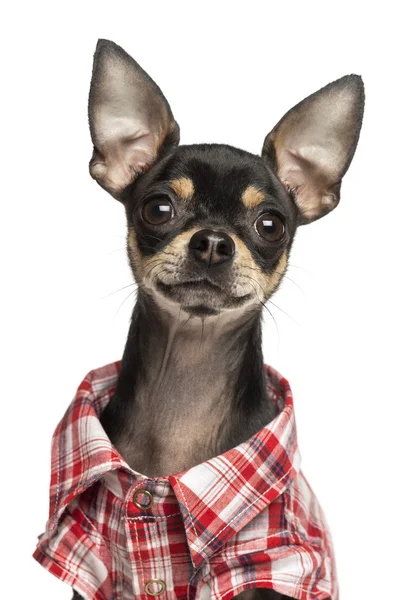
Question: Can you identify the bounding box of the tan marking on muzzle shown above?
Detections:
[129,227,202,285]
[264,250,288,295]
[127,227,145,279]
[241,185,265,209]
[154,227,201,258]
[129,224,288,301]
[170,177,195,201]
[230,233,288,299]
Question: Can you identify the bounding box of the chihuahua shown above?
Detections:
[59,39,364,600]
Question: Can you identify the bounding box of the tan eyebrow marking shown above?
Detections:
[170,177,195,201]
[241,185,266,209]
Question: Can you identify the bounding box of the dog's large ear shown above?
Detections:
[88,39,179,199]
[262,75,364,224]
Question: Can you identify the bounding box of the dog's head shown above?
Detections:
[88,39,364,318]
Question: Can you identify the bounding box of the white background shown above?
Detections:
[1,1,403,598]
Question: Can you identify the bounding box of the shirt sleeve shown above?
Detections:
[33,504,113,600]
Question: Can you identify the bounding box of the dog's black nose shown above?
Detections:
[189,229,235,267]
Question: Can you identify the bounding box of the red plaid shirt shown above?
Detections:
[33,361,338,600]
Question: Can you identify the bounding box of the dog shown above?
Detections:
[34,40,364,600]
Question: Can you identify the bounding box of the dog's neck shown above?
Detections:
[100,291,277,477]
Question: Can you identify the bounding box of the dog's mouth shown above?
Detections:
[158,278,223,292]
[155,277,253,315]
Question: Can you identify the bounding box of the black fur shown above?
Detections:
[100,144,299,458]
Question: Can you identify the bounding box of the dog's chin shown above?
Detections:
[154,279,253,316]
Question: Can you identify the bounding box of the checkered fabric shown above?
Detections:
[33,361,338,600]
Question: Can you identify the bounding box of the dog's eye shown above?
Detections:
[255,213,285,242]
[142,196,174,225]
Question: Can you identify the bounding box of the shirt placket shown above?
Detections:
[124,477,189,600]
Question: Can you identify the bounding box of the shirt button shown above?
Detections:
[133,488,153,510]
[145,579,166,596]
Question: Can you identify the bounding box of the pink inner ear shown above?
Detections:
[263,75,364,224]
[88,40,179,198]
[90,104,176,196]
[90,126,159,195]
[276,146,340,223]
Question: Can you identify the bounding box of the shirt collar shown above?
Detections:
[46,360,301,567]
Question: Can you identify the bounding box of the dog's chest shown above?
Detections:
[112,386,233,477]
